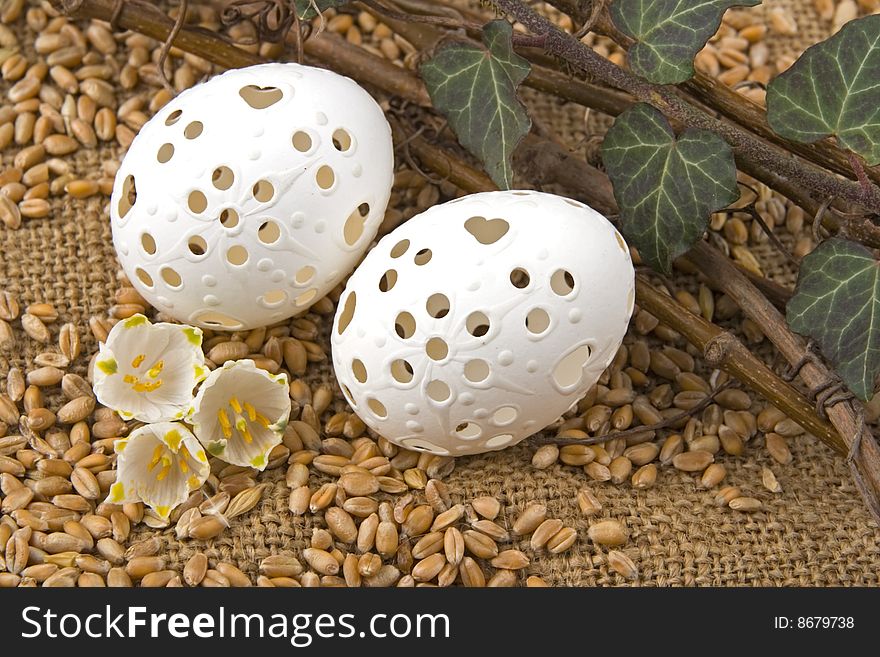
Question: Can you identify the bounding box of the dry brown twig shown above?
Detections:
[532,380,736,447]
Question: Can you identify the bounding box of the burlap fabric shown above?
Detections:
[1,0,878,586]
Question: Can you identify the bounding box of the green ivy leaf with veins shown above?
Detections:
[786,238,880,400]
[419,20,531,189]
[602,103,739,274]
[767,14,880,165]
[610,0,760,84]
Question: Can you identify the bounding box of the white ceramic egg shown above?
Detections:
[331,190,635,456]
[110,63,394,331]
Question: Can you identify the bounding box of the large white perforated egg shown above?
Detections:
[332,190,635,456]
[110,63,394,331]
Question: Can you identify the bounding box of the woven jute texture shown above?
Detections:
[1,0,878,586]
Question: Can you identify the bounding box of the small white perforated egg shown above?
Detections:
[110,63,394,330]
[332,190,635,456]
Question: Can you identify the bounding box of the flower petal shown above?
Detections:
[92,315,206,423]
[188,359,289,470]
[107,422,209,519]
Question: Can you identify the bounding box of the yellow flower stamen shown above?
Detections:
[244,402,257,422]
[177,448,191,474]
[131,354,146,368]
[156,455,172,481]
[147,360,164,378]
[235,416,253,443]
[255,412,271,429]
[124,371,163,393]
[148,444,164,471]
[229,397,243,414]
[188,475,200,489]
[132,380,162,392]
[217,408,233,439]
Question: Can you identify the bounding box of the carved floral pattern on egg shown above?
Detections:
[332,190,635,456]
[110,63,394,330]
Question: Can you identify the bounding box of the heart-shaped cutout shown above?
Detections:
[552,344,592,390]
[239,85,283,109]
[464,216,510,245]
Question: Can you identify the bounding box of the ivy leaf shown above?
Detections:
[786,238,880,400]
[610,0,760,84]
[602,103,739,274]
[767,14,880,165]
[419,20,531,189]
[294,0,348,20]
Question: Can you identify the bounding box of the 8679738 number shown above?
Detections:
[774,617,854,629]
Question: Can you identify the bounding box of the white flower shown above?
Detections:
[187,359,290,470]
[107,422,209,520]
[92,314,208,422]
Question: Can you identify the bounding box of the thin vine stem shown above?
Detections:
[532,381,736,447]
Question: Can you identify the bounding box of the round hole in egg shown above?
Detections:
[332,128,353,151]
[140,232,156,255]
[425,337,448,361]
[351,358,368,383]
[187,235,207,256]
[226,245,249,266]
[188,190,207,214]
[135,268,153,288]
[551,269,576,296]
[316,166,335,190]
[466,311,490,337]
[390,239,409,258]
[414,248,432,265]
[160,266,182,288]
[219,208,239,228]
[378,269,397,292]
[184,121,203,139]
[455,422,481,440]
[391,359,414,384]
[526,308,551,335]
[510,267,530,289]
[464,359,490,383]
[426,380,450,403]
[394,311,416,339]
[485,434,515,449]
[426,293,450,318]
[367,398,387,418]
[292,130,312,152]
[493,406,517,426]
[212,166,234,190]
[258,220,281,244]
[253,180,274,202]
[295,266,315,285]
[157,143,174,163]
[262,289,287,306]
